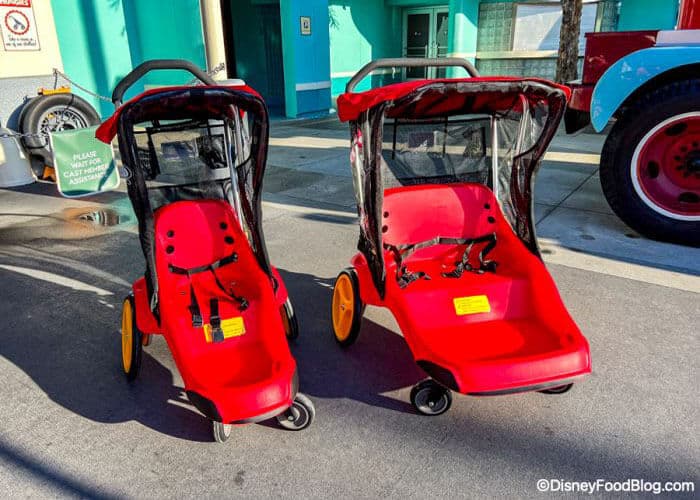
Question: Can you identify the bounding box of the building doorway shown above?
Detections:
[221,0,285,115]
[403,6,450,79]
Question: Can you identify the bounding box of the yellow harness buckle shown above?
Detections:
[204,317,246,342]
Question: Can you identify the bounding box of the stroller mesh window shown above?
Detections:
[381,116,491,189]
[131,118,244,212]
[135,120,230,184]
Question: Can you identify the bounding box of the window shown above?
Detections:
[512,1,599,53]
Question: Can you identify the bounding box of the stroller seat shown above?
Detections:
[152,200,295,418]
[381,183,590,394]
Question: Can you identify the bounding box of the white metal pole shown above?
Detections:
[200,0,227,79]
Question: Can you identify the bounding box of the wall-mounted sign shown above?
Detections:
[0,0,40,51]
[51,126,120,198]
[300,16,311,36]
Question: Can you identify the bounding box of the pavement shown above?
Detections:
[0,118,698,498]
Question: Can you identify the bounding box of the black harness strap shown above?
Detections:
[209,298,224,343]
[168,252,239,275]
[189,285,202,327]
[384,233,498,288]
[441,233,498,278]
[209,266,249,311]
[169,252,249,312]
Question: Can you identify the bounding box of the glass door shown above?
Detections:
[403,6,450,79]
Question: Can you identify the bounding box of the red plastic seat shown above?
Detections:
[152,200,295,421]
[378,183,590,394]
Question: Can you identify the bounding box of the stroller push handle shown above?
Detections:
[345,58,480,93]
[112,59,217,106]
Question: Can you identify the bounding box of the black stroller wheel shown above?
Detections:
[276,393,315,430]
[538,383,573,395]
[212,421,232,443]
[281,299,299,340]
[410,380,452,416]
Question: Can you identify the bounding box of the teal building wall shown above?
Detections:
[122,0,206,87]
[329,1,402,95]
[281,0,331,118]
[50,0,683,119]
[618,0,679,31]
[50,0,133,117]
[51,0,206,118]
[328,0,480,94]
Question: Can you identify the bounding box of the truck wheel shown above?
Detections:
[600,80,700,247]
[19,93,101,167]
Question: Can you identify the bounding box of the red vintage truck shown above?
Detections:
[566,0,699,247]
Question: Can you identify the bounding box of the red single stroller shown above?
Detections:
[97,60,314,441]
[331,58,591,415]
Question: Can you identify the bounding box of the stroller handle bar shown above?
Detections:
[345,58,480,93]
[112,59,217,106]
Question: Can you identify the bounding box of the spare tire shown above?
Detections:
[19,93,101,166]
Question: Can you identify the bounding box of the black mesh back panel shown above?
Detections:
[348,81,566,298]
[116,88,272,312]
[381,117,491,188]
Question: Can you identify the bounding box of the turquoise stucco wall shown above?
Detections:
[448,0,479,77]
[281,0,331,117]
[618,0,679,31]
[52,0,206,118]
[51,0,133,117]
[328,1,481,94]
[122,0,206,88]
[329,0,403,96]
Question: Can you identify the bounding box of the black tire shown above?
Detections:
[276,393,315,431]
[331,268,364,348]
[281,298,299,340]
[121,295,143,382]
[538,383,573,395]
[19,93,101,166]
[212,421,232,443]
[600,80,700,247]
[410,380,453,416]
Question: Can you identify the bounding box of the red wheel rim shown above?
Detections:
[632,113,700,220]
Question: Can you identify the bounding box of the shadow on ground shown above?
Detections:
[0,233,696,489]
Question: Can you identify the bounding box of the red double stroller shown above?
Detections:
[331,59,591,415]
[98,60,314,441]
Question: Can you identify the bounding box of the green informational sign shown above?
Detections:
[51,125,120,198]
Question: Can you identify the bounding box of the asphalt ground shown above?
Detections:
[0,121,697,498]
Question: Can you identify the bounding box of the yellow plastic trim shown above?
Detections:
[39,86,71,96]
[121,299,133,373]
[332,273,355,341]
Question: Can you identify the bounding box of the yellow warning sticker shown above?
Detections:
[203,317,246,342]
[453,295,491,316]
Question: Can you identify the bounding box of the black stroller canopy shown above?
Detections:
[98,86,273,312]
[338,78,569,297]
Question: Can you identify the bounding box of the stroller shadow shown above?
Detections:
[0,233,213,442]
[277,268,425,414]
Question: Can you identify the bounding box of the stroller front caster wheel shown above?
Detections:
[411,380,452,416]
[538,383,573,395]
[332,268,363,347]
[121,295,143,382]
[281,299,299,340]
[212,421,232,443]
[276,393,315,431]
